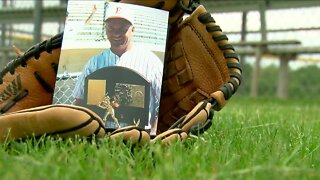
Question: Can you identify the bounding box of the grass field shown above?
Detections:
[0,96,319,179]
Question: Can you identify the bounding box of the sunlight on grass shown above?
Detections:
[0,96,319,179]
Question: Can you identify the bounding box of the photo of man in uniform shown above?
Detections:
[72,4,164,132]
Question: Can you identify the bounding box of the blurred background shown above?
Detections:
[1,0,320,101]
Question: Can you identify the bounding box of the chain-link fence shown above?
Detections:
[53,73,79,104]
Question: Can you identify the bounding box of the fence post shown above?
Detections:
[1,0,8,68]
[250,45,263,97]
[33,0,43,44]
[277,54,295,98]
[250,2,267,97]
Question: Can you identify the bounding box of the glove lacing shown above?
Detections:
[0,33,63,113]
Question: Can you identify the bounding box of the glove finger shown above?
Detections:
[151,128,188,144]
[179,101,212,133]
[109,125,150,145]
[0,104,106,142]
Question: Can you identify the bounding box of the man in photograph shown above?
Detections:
[72,4,164,132]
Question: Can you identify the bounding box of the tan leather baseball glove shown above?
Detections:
[0,0,241,143]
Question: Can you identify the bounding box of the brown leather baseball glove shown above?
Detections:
[0,0,241,143]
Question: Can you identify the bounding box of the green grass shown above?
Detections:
[1,96,319,179]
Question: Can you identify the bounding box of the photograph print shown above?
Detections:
[53,0,169,135]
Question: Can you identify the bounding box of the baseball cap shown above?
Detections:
[105,4,134,25]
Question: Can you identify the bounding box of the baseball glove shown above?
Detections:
[0,0,241,143]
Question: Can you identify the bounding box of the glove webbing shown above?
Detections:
[178,0,200,14]
[198,12,242,101]
[163,4,242,134]
[0,33,63,114]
